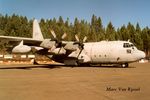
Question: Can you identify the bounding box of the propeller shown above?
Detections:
[68,35,88,59]
[61,32,67,40]
[83,36,87,43]
[75,35,87,43]
[40,30,67,53]
[48,30,67,54]
[50,30,67,40]
[50,30,57,39]
[74,35,87,49]
[75,34,80,42]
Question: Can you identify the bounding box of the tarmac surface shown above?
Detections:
[0,62,150,100]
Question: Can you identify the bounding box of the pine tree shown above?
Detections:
[142,27,150,55]
[105,22,116,40]
[118,25,129,40]
[135,23,143,50]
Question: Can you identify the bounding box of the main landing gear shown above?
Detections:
[121,63,129,68]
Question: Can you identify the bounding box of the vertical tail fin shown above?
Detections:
[33,19,44,41]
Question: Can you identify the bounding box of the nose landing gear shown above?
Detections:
[121,63,129,68]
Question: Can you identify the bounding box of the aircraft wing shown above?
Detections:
[0,35,42,46]
[0,19,44,46]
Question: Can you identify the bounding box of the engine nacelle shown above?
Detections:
[64,43,78,51]
[48,47,66,55]
[12,45,31,53]
[40,39,56,49]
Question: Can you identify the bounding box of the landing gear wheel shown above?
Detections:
[121,63,128,68]
[31,59,39,65]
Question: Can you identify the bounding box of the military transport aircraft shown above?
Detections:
[0,19,145,68]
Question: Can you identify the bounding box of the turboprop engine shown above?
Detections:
[12,40,31,53]
[40,30,67,54]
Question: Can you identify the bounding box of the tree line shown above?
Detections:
[0,14,150,56]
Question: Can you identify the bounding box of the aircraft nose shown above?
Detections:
[139,51,146,59]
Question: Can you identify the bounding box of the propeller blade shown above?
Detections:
[83,36,87,42]
[61,33,67,39]
[48,45,56,52]
[75,35,80,42]
[50,30,57,39]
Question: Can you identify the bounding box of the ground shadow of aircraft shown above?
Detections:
[0,63,135,70]
[0,64,61,70]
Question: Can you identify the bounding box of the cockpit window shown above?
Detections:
[123,43,130,48]
[130,44,134,47]
[123,43,134,48]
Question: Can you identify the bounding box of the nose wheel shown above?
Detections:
[121,63,128,68]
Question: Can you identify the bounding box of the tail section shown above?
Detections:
[33,19,44,41]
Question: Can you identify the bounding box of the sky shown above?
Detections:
[0,0,150,28]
